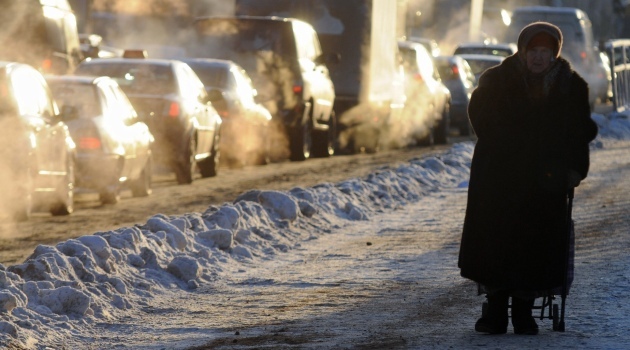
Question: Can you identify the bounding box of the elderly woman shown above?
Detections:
[458,22,598,335]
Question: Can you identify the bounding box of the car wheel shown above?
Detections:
[12,167,34,222]
[198,129,220,177]
[433,104,450,145]
[99,185,121,205]
[130,155,152,197]
[459,119,473,137]
[415,129,434,147]
[50,156,74,216]
[250,129,270,166]
[289,103,312,161]
[311,111,336,158]
[175,135,196,184]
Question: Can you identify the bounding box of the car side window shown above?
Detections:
[293,21,321,66]
[232,67,255,105]
[11,67,54,119]
[178,63,208,103]
[100,84,120,121]
[110,84,137,124]
[102,81,137,125]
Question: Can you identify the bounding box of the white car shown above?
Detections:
[398,40,452,145]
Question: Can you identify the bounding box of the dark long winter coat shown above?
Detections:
[458,54,598,292]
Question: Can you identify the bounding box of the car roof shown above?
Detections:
[408,37,437,45]
[79,57,176,67]
[435,55,466,63]
[46,74,102,85]
[398,40,425,48]
[455,54,506,62]
[455,42,517,50]
[0,61,34,72]
[180,58,234,68]
[512,6,586,17]
[194,15,297,24]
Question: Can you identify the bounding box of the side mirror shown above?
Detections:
[60,105,79,122]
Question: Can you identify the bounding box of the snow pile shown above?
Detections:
[0,111,628,348]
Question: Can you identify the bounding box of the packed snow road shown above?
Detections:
[182,141,630,349]
[40,139,629,350]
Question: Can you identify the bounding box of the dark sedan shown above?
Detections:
[0,61,75,221]
[434,55,477,136]
[74,57,223,184]
[456,54,505,83]
[47,75,154,204]
[181,58,273,167]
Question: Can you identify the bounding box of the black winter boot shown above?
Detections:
[511,297,538,335]
[475,291,509,334]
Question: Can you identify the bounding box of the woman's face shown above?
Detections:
[526,46,554,74]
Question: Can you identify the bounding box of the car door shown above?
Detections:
[108,81,153,174]
[177,63,217,158]
[11,66,69,190]
[294,21,335,124]
[98,80,140,180]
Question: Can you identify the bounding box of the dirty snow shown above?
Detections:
[0,110,628,349]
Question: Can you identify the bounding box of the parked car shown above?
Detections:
[46,75,154,204]
[597,50,613,103]
[191,16,338,161]
[408,37,442,57]
[74,57,223,184]
[453,42,517,58]
[0,0,82,75]
[181,58,273,167]
[398,40,451,145]
[0,61,75,221]
[79,33,123,59]
[455,54,505,83]
[434,55,477,136]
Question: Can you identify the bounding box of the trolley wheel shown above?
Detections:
[552,303,560,331]
[481,301,488,318]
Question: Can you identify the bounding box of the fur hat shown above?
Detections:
[517,21,563,58]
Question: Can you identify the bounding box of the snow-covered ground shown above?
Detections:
[0,110,629,349]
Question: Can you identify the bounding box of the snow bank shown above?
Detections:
[0,111,627,348]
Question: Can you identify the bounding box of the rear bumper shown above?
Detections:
[75,153,123,190]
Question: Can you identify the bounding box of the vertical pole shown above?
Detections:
[469,0,484,42]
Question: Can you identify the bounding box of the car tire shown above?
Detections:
[130,156,152,197]
[250,130,270,166]
[289,103,312,162]
[175,135,197,184]
[311,111,336,158]
[50,156,74,216]
[433,104,450,145]
[415,130,434,147]
[99,185,121,205]
[198,129,220,178]
[459,119,473,137]
[12,167,34,222]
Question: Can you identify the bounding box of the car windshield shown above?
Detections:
[186,64,228,89]
[192,18,296,74]
[75,62,177,95]
[49,83,101,118]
